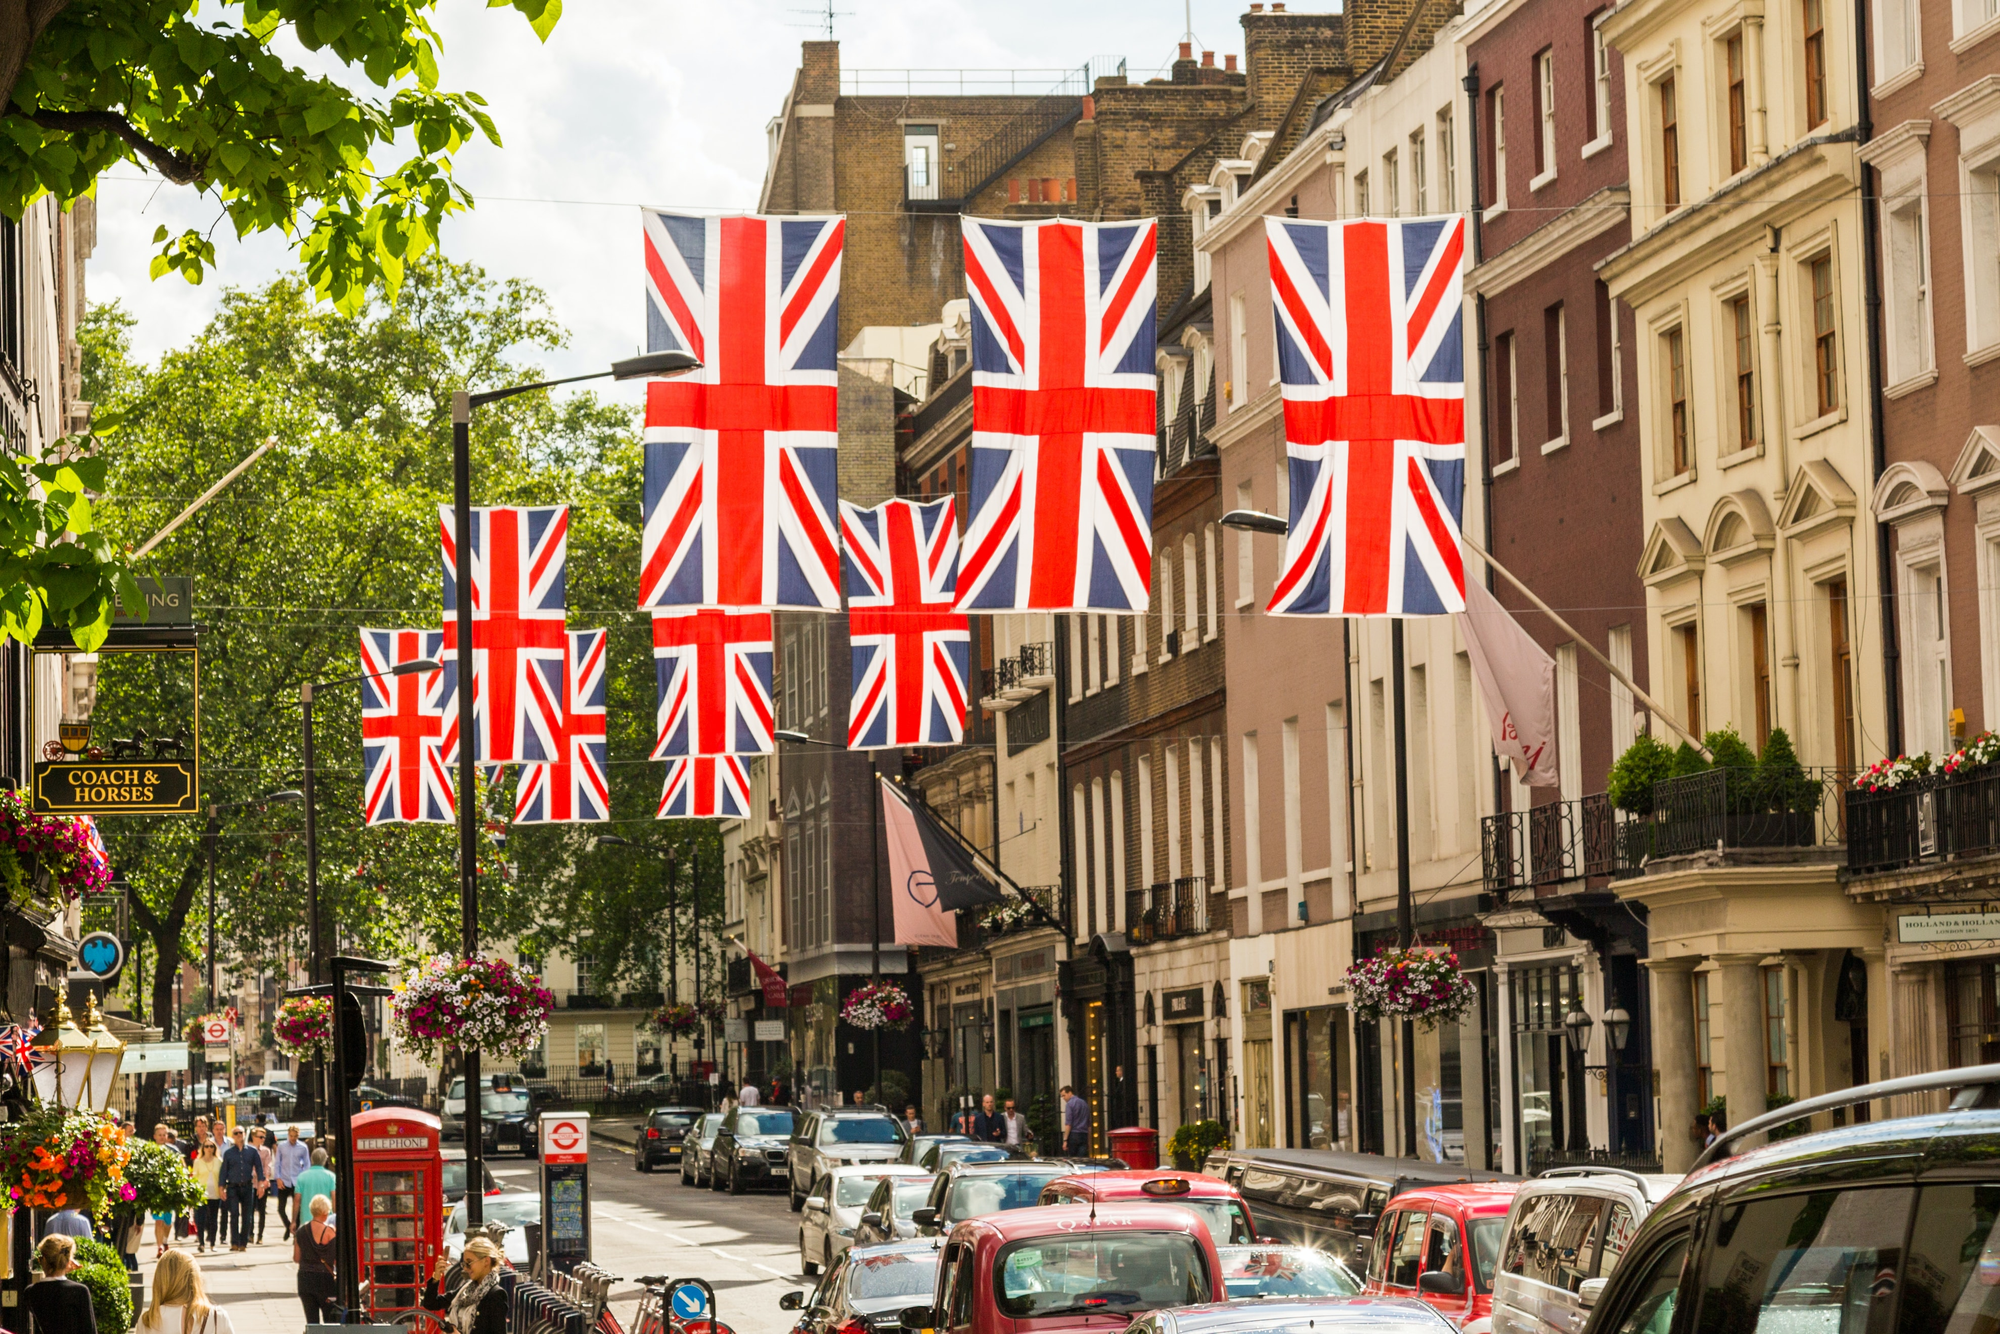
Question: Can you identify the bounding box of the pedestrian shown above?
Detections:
[192,1141,222,1254]
[769,1076,790,1106]
[1060,1085,1089,1156]
[851,1089,868,1107]
[150,1124,182,1258]
[23,1235,96,1334]
[1707,1111,1727,1149]
[903,1105,924,1136]
[293,1194,339,1324]
[294,1149,337,1220]
[250,1127,276,1243]
[272,1124,309,1241]
[737,1077,760,1108]
[1000,1098,1027,1147]
[135,1249,233,1334]
[38,1204,93,1242]
[423,1236,507,1334]
[219,1126,265,1251]
[185,1119,209,1164]
[971,1093,1004,1143]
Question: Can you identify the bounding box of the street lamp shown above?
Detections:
[32,992,125,1112]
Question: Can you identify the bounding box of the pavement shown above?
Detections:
[194,1130,812,1334]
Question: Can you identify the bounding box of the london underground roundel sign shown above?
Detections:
[540,1114,589,1163]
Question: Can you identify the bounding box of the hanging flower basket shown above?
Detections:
[0,793,109,908]
[391,956,553,1065]
[1344,946,1477,1031]
[647,1003,700,1034]
[273,996,334,1062]
[0,1106,133,1222]
[841,982,914,1031]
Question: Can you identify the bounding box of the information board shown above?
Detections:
[538,1111,590,1273]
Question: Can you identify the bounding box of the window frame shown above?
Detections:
[1544,302,1570,450]
[1439,107,1458,212]
[1725,31,1748,176]
[1807,249,1841,420]
[1804,0,1829,128]
[1492,330,1520,471]
[1726,289,1758,455]
[1658,74,1682,212]
[1586,12,1615,155]
[1532,48,1559,190]
[1662,324,1691,477]
[1488,85,1508,215]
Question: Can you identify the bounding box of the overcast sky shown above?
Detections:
[89,1,1253,391]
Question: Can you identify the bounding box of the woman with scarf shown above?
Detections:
[423,1236,507,1334]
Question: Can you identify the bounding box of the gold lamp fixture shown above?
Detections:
[30,992,126,1112]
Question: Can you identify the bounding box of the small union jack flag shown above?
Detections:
[360,628,451,824]
[1265,216,1467,616]
[515,628,610,824]
[439,505,569,765]
[640,210,843,611]
[651,609,775,758]
[1,1022,40,1064]
[841,496,970,749]
[657,755,753,820]
[955,217,1157,612]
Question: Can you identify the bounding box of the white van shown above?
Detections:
[1489,1168,1681,1334]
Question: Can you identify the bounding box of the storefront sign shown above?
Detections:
[753,1019,786,1042]
[34,761,195,815]
[117,576,194,627]
[1018,1010,1053,1029]
[1899,912,2000,944]
[356,1136,428,1152]
[723,1018,749,1043]
[72,931,124,984]
[1163,987,1205,1023]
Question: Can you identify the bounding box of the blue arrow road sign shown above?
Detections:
[671,1284,709,1319]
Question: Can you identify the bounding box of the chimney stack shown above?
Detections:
[1201,50,1216,66]
[1225,53,1238,71]
[1179,40,1193,58]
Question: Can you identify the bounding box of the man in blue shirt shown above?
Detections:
[1061,1085,1089,1156]
[219,1125,266,1250]
[273,1124,311,1241]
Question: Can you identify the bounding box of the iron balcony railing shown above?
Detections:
[1849,766,2000,874]
[1482,793,1642,896]
[1126,877,1213,943]
[1650,766,1850,859]
[995,642,1054,692]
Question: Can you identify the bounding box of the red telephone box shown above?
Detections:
[349,1108,444,1320]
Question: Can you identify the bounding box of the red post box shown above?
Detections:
[1108,1126,1160,1169]
[349,1107,445,1321]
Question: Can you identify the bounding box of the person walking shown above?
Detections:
[135,1250,234,1334]
[24,1235,96,1334]
[971,1094,1005,1144]
[272,1125,309,1241]
[1060,1085,1089,1156]
[293,1194,339,1325]
[37,1205,92,1242]
[294,1149,336,1217]
[903,1105,924,1136]
[191,1142,222,1255]
[184,1119,209,1164]
[422,1236,507,1334]
[738,1079,760,1107]
[219,1127,265,1251]
[149,1124,183,1258]
[1000,1099,1027,1147]
[249,1128,275,1243]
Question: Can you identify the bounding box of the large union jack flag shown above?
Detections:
[652,609,775,758]
[439,504,569,765]
[955,218,1157,612]
[657,755,753,820]
[841,497,970,749]
[515,628,610,824]
[1265,216,1467,616]
[640,210,843,611]
[359,628,451,825]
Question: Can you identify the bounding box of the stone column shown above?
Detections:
[1716,953,1770,1152]
[1648,956,1702,1173]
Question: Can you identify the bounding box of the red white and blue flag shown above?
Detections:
[640,210,844,611]
[1265,216,1467,616]
[651,608,775,758]
[360,628,451,825]
[657,755,753,820]
[515,628,611,824]
[841,496,970,749]
[439,504,569,765]
[955,218,1157,612]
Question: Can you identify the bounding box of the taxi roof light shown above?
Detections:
[1141,1177,1193,1196]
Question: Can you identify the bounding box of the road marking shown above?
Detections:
[752,1263,791,1278]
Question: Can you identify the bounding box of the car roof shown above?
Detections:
[844,1239,945,1261]
[1383,1181,1522,1215]
[1514,1172,1682,1204]
[1162,1297,1451,1332]
[1045,1168,1242,1199]
[944,1158,1071,1178]
[648,1105,706,1114]
[964,1201,1219,1243]
[821,1108,899,1119]
[1220,1149,1518,1186]
[827,1163,932,1177]
[452,1189,537,1210]
[1680,1106,2000,1197]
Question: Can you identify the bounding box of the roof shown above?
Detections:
[1164,1297,1451,1333]
[1682,1107,2000,1196]
[945,1158,1073,1178]
[1515,1171,1682,1203]
[1222,1149,1518,1186]
[647,1105,706,1114]
[1047,1169,1242,1199]
[962,1201,1218,1244]
[1382,1181,1521,1214]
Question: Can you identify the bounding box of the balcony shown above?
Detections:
[1482,793,1640,895]
[995,643,1054,698]
[1850,766,2000,874]
[1126,877,1216,944]
[979,884,1068,937]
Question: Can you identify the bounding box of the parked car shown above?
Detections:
[440,1072,527,1143]
[472,1080,544,1157]
[780,1240,944,1334]
[444,1190,540,1266]
[852,1172,939,1247]
[1215,1245,1362,1300]
[1361,1181,1524,1331]
[898,1134,973,1165]
[914,1159,1077,1236]
[681,1112,725,1188]
[1574,1067,2000,1334]
[1039,1169,1260,1246]
[800,1164,933,1274]
[1485,1170,1676,1334]
[893,1202,1225,1334]
[1125,1296,1456,1334]
[634,1105,706,1173]
[712,1106,798,1195]
[916,1141,1021,1172]
[1208,1149,1518,1269]
[788,1110,911,1209]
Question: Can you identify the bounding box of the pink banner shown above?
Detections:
[881,777,960,948]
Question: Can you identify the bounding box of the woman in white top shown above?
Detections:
[135,1250,235,1334]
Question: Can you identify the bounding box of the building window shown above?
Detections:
[1204,523,1220,639]
[1882,0,1919,77]
[1411,129,1428,214]
[1493,331,1518,463]
[1182,533,1199,637]
[1490,86,1507,209]
[1730,294,1757,450]
[1886,193,1932,384]
[1805,0,1828,128]
[576,1022,608,1077]
[1677,621,1702,734]
[1694,971,1714,1106]
[1439,108,1457,211]
[1907,562,1951,757]
[1948,962,2000,1067]
[1829,578,1855,772]
[1383,150,1400,217]
[1726,34,1748,175]
[1665,326,1689,473]
[1230,292,1248,408]
[1158,558,1175,659]
[1535,49,1557,181]
[1660,77,1682,211]
[1811,254,1839,415]
[1595,280,1621,419]
[1968,160,2000,354]
[1747,601,1771,748]
[1590,14,1612,144]
[905,124,941,202]
[1764,965,1790,1098]
[1544,303,1568,443]
[1355,168,1370,217]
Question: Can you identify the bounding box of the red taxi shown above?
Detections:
[1036,1171,1257,1246]
[900,1202,1227,1334]
[1360,1181,1519,1333]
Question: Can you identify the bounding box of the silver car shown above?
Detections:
[800,1163,932,1274]
[682,1112,725,1187]
[1488,1168,1680,1334]
[852,1172,938,1247]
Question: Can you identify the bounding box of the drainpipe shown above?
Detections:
[1464,65,1508,825]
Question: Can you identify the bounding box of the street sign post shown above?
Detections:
[538,1112,591,1275]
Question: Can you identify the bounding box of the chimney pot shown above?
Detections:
[1225,53,1239,71]
[1272,2,1285,8]
[1179,41,1193,58]
[1250,2,1264,9]
[1202,50,1216,66]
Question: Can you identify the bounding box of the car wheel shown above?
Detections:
[710,1160,726,1191]
[638,1156,652,1173]
[728,1165,746,1196]
[787,1183,803,1212]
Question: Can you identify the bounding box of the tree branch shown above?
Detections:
[21,107,203,185]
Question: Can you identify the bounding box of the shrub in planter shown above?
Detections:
[1757,728,1820,813]
[1165,1120,1229,1170]
[1608,735,1677,815]
[1671,742,1710,779]
[1705,727,1760,810]
[69,1258,133,1334]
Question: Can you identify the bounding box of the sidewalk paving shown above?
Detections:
[148,1219,309,1331]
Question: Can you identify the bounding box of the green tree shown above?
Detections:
[1607,734,1676,815]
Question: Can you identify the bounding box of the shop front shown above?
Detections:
[993,941,1059,1123]
[1057,939,1135,1154]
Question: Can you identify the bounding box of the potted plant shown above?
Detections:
[391,956,554,1065]
[1165,1119,1229,1171]
[0,1105,133,1224]
[647,1003,700,1034]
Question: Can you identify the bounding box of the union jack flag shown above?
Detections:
[955,217,1157,612]
[438,504,569,764]
[640,210,844,611]
[0,1022,39,1064]
[359,628,451,825]
[515,628,610,824]
[657,755,753,820]
[841,497,970,749]
[1265,216,1468,616]
[651,609,775,758]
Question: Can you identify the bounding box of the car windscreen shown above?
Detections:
[480,1091,530,1114]
[651,1112,697,1129]
[947,1172,1071,1221]
[1218,1246,1361,1298]
[994,1231,1210,1318]
[837,1175,895,1206]
[697,1114,723,1138]
[847,1250,942,1305]
[448,1198,539,1233]
[1468,1218,1505,1292]
[736,1111,795,1137]
[823,1118,904,1145]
